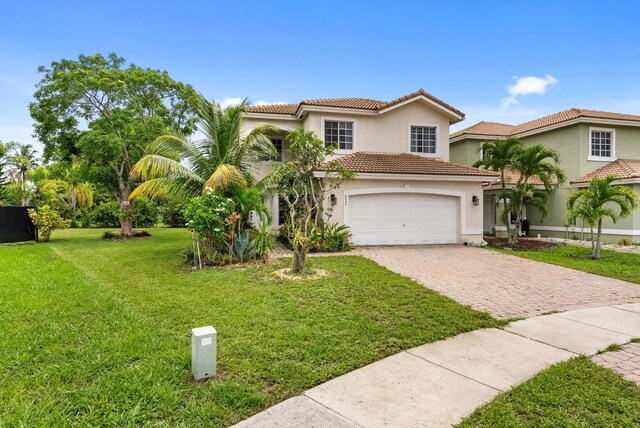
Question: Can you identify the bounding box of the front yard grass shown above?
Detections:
[458,356,640,427]
[0,228,502,427]
[488,245,640,284]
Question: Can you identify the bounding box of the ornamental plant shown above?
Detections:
[28,205,71,242]
[184,191,236,257]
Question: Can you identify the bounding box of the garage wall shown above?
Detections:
[325,178,486,244]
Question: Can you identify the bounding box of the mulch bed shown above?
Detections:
[484,236,558,251]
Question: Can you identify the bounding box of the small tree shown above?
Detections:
[474,137,524,240]
[274,128,354,273]
[507,145,566,244]
[567,175,639,259]
[28,205,71,242]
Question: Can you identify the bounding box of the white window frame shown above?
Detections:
[588,127,616,161]
[408,123,440,158]
[321,117,357,154]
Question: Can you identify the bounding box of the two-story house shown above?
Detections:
[450,109,640,242]
[242,89,498,246]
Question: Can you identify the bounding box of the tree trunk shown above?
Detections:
[593,219,602,260]
[120,187,133,236]
[292,244,307,274]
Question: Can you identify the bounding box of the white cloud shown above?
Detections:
[500,74,558,109]
[219,97,244,108]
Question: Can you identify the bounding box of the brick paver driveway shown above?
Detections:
[356,245,640,319]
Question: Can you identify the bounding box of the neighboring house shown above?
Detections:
[450,109,640,242]
[242,89,498,246]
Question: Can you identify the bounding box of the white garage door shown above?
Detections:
[347,193,459,245]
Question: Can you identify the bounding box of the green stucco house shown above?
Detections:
[449,109,640,243]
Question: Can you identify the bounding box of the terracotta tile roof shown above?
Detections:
[300,97,383,110]
[450,121,515,139]
[377,89,465,118]
[246,89,465,119]
[317,152,499,177]
[501,167,546,186]
[571,159,640,184]
[451,108,640,140]
[243,103,298,115]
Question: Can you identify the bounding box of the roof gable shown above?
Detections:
[246,89,465,122]
[571,159,640,185]
[451,108,640,141]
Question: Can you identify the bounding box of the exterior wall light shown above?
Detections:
[472,195,480,206]
[330,194,337,206]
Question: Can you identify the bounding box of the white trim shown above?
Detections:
[587,126,616,162]
[343,186,476,235]
[378,95,464,122]
[407,123,441,158]
[316,171,499,182]
[571,178,640,187]
[450,133,506,143]
[321,116,357,154]
[244,113,300,121]
[450,117,640,143]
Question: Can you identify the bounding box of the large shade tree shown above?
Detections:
[30,53,197,235]
[474,137,524,239]
[130,95,277,201]
[567,175,639,259]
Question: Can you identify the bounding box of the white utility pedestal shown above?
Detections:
[192,326,217,380]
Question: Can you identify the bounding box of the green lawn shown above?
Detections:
[458,356,640,427]
[0,228,501,427]
[488,245,640,284]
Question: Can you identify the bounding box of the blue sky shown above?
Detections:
[1,0,639,155]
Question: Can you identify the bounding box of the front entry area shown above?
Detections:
[346,192,459,245]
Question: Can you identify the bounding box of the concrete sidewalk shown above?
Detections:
[234,303,640,428]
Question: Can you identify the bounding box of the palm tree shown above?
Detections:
[474,137,524,239]
[508,144,566,244]
[567,175,639,259]
[130,94,277,201]
[5,142,38,190]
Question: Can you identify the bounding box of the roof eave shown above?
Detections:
[314,171,499,182]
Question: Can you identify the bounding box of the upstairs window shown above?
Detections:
[324,120,353,150]
[589,128,615,160]
[271,138,283,161]
[410,126,437,154]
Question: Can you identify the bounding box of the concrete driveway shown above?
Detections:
[356,245,640,319]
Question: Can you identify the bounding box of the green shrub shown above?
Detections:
[160,202,186,228]
[102,230,152,240]
[131,197,158,227]
[184,192,235,257]
[28,205,71,242]
[618,239,632,246]
[310,221,352,252]
[92,202,120,227]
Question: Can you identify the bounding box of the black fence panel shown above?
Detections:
[0,206,38,243]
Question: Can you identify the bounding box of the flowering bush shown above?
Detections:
[28,205,71,242]
[184,191,235,251]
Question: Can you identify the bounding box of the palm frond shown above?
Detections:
[204,164,247,192]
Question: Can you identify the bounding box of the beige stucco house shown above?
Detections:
[450,109,640,242]
[242,89,498,245]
